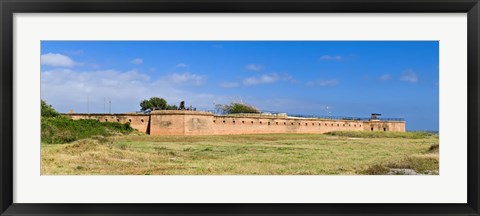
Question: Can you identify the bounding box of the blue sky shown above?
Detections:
[41,41,439,131]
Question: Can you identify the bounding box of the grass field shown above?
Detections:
[41,132,439,175]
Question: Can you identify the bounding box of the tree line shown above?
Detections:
[41,97,261,116]
[141,97,260,114]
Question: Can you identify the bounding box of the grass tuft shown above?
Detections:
[361,164,390,175]
[428,144,439,153]
[361,155,439,175]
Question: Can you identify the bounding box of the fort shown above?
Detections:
[65,110,406,135]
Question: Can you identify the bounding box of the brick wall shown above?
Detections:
[64,110,406,135]
[363,121,406,132]
[149,110,405,135]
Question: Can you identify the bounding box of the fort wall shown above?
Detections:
[209,115,366,135]
[64,110,406,135]
[65,113,150,133]
[65,110,405,135]
[363,121,406,132]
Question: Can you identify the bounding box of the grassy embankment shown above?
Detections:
[41,117,134,144]
[41,128,439,175]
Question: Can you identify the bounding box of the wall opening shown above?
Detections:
[383,128,387,131]
[146,116,151,135]
[371,127,374,131]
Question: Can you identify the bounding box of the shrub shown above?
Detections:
[41,100,59,117]
[140,97,180,111]
[140,97,167,111]
[41,117,133,144]
[216,102,260,114]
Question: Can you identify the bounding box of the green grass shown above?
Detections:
[361,154,439,175]
[41,117,134,144]
[41,132,439,175]
[325,131,437,139]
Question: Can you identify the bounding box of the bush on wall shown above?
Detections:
[216,102,260,114]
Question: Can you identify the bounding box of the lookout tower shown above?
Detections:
[370,113,381,121]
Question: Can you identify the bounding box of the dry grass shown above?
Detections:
[41,132,439,175]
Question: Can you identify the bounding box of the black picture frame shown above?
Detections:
[1,0,479,215]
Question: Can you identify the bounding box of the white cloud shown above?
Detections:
[306,79,339,87]
[242,73,297,86]
[378,74,392,81]
[176,63,188,68]
[168,72,206,86]
[41,53,76,67]
[64,50,84,55]
[320,55,342,61]
[281,73,299,83]
[219,82,240,88]
[241,97,330,115]
[400,70,418,83]
[130,58,143,65]
[243,73,279,85]
[245,64,263,71]
[41,69,221,113]
[42,69,149,89]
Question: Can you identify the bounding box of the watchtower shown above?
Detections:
[370,113,381,121]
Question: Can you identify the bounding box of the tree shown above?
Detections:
[166,104,178,110]
[140,97,168,111]
[41,100,59,117]
[216,102,260,114]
